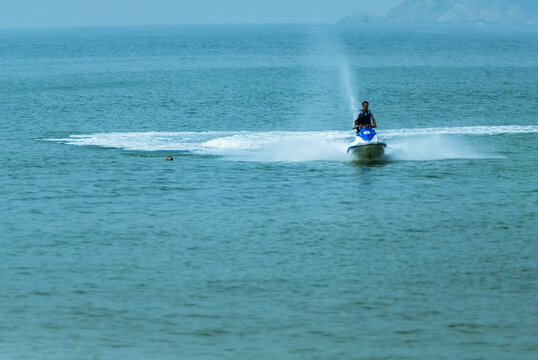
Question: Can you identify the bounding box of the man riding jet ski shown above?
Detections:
[347,101,386,160]
[353,101,377,131]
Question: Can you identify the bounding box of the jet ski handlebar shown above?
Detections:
[354,124,376,130]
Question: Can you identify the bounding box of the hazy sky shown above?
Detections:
[0,0,403,28]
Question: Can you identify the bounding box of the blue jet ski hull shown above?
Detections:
[347,142,386,160]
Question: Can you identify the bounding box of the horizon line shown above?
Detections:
[1,21,535,32]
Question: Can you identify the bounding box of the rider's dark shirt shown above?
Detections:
[355,110,375,126]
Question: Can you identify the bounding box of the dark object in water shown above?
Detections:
[166,156,173,161]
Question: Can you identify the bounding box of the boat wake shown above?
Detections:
[44,125,537,162]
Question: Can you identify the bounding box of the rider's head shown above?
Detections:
[362,101,369,111]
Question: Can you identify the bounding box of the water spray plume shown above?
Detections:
[341,60,358,117]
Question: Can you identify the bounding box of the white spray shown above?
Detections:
[341,60,358,118]
[43,125,538,161]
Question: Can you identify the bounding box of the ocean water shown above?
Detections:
[1,24,537,359]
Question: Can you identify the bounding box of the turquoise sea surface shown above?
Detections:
[1,24,537,359]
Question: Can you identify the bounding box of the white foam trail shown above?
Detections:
[201,131,349,162]
[44,131,229,151]
[45,130,351,162]
[382,125,538,137]
[382,125,537,160]
[386,135,492,161]
[43,125,537,162]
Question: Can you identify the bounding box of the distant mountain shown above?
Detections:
[338,0,538,25]
[387,0,537,24]
[336,12,385,24]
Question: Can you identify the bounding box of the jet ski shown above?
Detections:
[347,127,386,160]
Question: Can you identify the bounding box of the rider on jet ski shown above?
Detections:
[353,101,377,133]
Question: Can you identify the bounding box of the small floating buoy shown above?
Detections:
[166,156,173,161]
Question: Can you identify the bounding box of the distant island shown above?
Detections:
[337,0,538,25]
